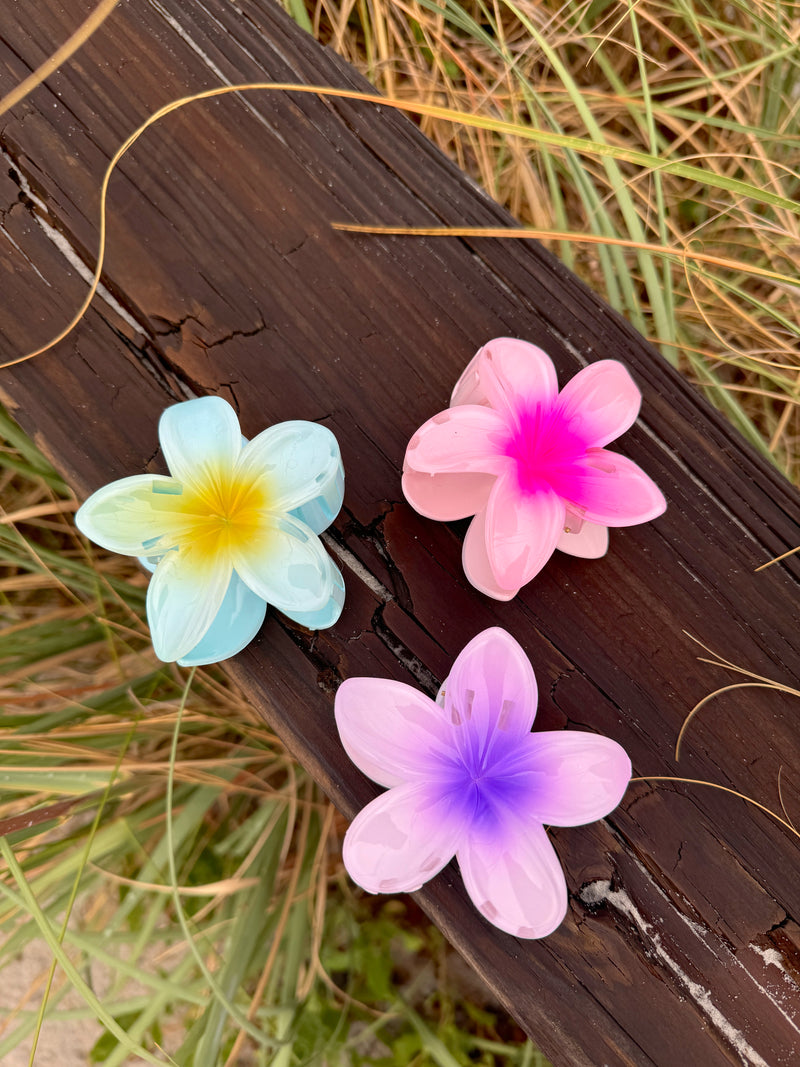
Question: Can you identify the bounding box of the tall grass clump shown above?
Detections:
[0,412,543,1062]
[301,0,800,480]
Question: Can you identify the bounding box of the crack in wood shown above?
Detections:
[338,502,413,611]
[1,142,152,342]
[371,602,441,696]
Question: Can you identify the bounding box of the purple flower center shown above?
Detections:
[502,403,585,495]
[435,725,534,836]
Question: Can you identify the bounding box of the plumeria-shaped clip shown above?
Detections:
[76,396,345,666]
[335,627,631,938]
[402,338,666,600]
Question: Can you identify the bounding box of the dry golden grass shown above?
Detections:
[306,0,800,479]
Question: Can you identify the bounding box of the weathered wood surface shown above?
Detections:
[3,2,800,1063]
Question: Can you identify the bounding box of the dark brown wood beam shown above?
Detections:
[2,2,799,1063]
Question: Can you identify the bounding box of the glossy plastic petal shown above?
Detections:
[335,678,455,788]
[159,396,241,487]
[556,519,609,558]
[290,462,345,535]
[343,781,465,894]
[462,511,519,600]
[177,571,267,667]
[549,449,667,527]
[449,347,486,407]
[147,544,232,662]
[401,469,496,521]
[76,475,186,556]
[485,472,565,589]
[444,628,537,766]
[470,338,559,416]
[238,420,343,517]
[278,555,345,629]
[231,512,330,613]
[404,406,509,476]
[458,819,568,938]
[519,732,632,827]
[554,360,641,448]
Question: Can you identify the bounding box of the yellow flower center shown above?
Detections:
[158,464,272,562]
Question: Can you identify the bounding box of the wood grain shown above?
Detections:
[2,2,800,1063]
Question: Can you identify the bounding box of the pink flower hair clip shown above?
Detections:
[402,338,666,600]
[334,627,631,938]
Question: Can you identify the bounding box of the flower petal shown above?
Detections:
[462,510,519,600]
[147,544,232,662]
[549,449,666,526]
[404,406,509,476]
[343,781,465,893]
[443,628,538,771]
[457,819,568,938]
[177,571,267,667]
[76,475,186,556]
[401,469,496,521]
[449,347,486,406]
[485,471,565,589]
[457,338,559,416]
[554,360,641,448]
[290,469,344,535]
[556,518,609,558]
[159,396,241,487]
[335,678,456,788]
[278,555,345,630]
[231,512,331,613]
[518,732,631,827]
[237,421,343,519]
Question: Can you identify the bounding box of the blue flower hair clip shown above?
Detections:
[76,396,345,665]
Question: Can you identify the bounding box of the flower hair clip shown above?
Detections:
[402,338,666,600]
[76,396,345,666]
[335,627,631,938]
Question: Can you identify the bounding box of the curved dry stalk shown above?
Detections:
[3,79,799,372]
[0,0,119,118]
[630,775,800,840]
[89,867,260,896]
[675,681,789,760]
[676,633,800,759]
[777,766,798,833]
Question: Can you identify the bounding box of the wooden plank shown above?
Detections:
[2,2,800,1063]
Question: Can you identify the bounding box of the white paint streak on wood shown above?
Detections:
[320,532,394,602]
[0,224,51,285]
[146,0,288,145]
[580,879,770,1067]
[33,215,142,334]
[622,852,800,1047]
[750,944,790,977]
[1,145,144,332]
[1,147,49,214]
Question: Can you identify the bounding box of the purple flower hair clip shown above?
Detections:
[402,338,666,600]
[334,627,631,938]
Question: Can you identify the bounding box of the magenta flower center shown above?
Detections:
[502,404,585,495]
